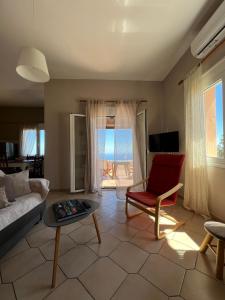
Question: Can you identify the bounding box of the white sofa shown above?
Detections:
[0,177,49,258]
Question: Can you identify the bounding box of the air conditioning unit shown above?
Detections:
[191,1,225,59]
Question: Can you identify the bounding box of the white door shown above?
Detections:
[70,114,86,192]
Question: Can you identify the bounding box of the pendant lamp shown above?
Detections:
[16,47,50,83]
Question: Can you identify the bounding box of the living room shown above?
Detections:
[1,1,225,300]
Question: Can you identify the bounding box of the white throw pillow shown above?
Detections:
[0,170,5,177]
[0,170,31,201]
[0,186,11,208]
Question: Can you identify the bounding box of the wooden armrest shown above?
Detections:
[127,178,148,192]
[157,183,183,204]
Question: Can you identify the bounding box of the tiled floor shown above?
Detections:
[0,190,225,300]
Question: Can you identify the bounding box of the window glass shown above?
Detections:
[39,129,45,156]
[203,80,224,158]
[21,129,37,156]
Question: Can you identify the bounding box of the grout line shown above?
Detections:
[12,281,18,300]
[77,278,95,299]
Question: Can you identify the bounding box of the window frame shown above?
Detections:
[202,58,225,168]
[21,124,45,157]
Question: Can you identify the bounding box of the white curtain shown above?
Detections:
[21,128,37,156]
[85,100,107,194]
[184,66,210,216]
[114,101,142,199]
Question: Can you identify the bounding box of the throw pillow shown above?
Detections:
[0,170,5,177]
[0,186,11,208]
[0,170,31,201]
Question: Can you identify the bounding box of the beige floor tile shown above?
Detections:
[160,239,198,269]
[196,251,225,282]
[96,216,116,233]
[25,221,46,237]
[184,214,206,235]
[110,211,128,224]
[181,269,225,300]
[112,274,167,300]
[110,242,148,273]
[140,254,185,296]
[80,215,95,225]
[166,206,194,222]
[1,248,45,282]
[131,230,164,253]
[40,235,76,260]
[60,221,82,235]
[1,239,29,262]
[69,225,97,244]
[88,233,120,257]
[110,223,138,241]
[80,257,127,300]
[46,279,92,300]
[14,261,66,300]
[172,228,204,250]
[26,227,56,247]
[0,284,16,300]
[127,215,152,231]
[169,297,184,300]
[58,245,97,278]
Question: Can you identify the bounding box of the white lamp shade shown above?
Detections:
[16,47,50,83]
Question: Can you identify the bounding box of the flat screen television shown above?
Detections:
[149,131,179,152]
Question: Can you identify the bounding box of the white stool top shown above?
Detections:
[204,221,225,241]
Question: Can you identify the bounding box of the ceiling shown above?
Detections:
[0,0,223,106]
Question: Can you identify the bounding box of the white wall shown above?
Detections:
[44,79,164,190]
[163,46,225,221]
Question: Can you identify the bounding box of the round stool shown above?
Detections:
[200,221,225,280]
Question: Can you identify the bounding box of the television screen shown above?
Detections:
[149,131,179,152]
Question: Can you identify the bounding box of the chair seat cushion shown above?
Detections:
[204,221,225,241]
[126,191,176,207]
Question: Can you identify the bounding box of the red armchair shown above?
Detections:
[126,154,185,240]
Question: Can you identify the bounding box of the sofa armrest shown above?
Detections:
[29,178,50,200]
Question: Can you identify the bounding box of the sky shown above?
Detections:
[98,128,133,160]
[216,81,223,145]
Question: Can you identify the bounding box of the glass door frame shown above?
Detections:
[137,109,147,179]
[70,113,86,193]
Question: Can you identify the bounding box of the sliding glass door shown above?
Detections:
[70,114,86,192]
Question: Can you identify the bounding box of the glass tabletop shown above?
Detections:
[43,199,99,227]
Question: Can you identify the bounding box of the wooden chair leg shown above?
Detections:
[125,197,129,218]
[125,197,143,219]
[200,233,213,253]
[216,239,224,280]
[154,206,160,240]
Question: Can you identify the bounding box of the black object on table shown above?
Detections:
[43,199,101,288]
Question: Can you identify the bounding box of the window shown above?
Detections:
[21,127,45,157]
[202,58,225,167]
[204,80,224,159]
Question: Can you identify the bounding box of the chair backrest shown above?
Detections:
[146,154,185,201]
[0,155,8,167]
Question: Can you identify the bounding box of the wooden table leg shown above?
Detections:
[216,239,225,280]
[92,213,101,244]
[52,226,61,288]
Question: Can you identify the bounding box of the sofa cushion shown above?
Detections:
[0,192,43,231]
[0,187,11,209]
[0,170,31,202]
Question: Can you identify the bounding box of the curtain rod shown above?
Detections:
[79,100,148,103]
[178,39,225,86]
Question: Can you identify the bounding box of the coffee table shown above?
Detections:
[43,199,101,288]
